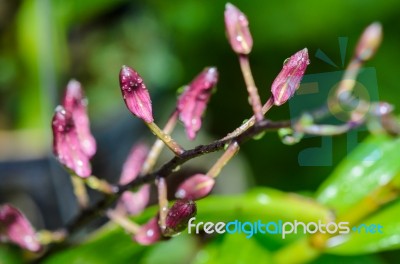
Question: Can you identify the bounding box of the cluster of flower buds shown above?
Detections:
[177,67,219,140]
[52,80,96,178]
[43,2,388,253]
[0,204,41,252]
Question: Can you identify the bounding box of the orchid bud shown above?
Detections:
[355,22,382,61]
[119,185,150,216]
[63,80,96,158]
[52,106,92,177]
[119,143,148,185]
[118,144,150,215]
[177,67,218,140]
[119,66,154,123]
[175,174,215,200]
[271,48,310,106]
[224,3,253,55]
[133,217,163,245]
[0,204,41,252]
[164,200,196,237]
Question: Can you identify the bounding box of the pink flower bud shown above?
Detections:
[175,174,215,200]
[0,204,41,252]
[52,106,92,177]
[177,67,218,140]
[271,48,310,106]
[224,3,253,55]
[133,217,163,245]
[119,185,150,216]
[118,144,150,215]
[63,80,96,158]
[164,200,196,237]
[355,22,382,61]
[119,66,154,123]
[119,143,148,185]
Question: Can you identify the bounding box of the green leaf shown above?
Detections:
[325,200,400,255]
[0,246,24,264]
[316,134,400,215]
[139,234,198,264]
[310,254,385,264]
[42,224,145,264]
[197,188,323,222]
[192,233,272,264]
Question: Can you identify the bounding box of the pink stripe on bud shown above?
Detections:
[0,204,41,252]
[177,67,218,140]
[175,174,215,200]
[119,66,154,123]
[224,3,253,55]
[271,48,310,106]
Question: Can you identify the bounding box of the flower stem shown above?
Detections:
[156,177,169,231]
[71,175,89,209]
[223,96,274,140]
[36,230,67,245]
[295,120,363,136]
[239,54,264,123]
[334,58,362,102]
[141,111,179,174]
[106,209,140,234]
[83,176,116,194]
[207,141,240,178]
[146,121,184,156]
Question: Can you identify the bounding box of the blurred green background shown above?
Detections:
[1,0,400,262]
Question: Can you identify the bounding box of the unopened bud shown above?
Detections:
[119,143,148,185]
[175,174,215,200]
[52,106,92,177]
[177,67,218,140]
[63,80,96,158]
[134,217,162,245]
[0,204,41,252]
[119,185,150,216]
[119,66,154,123]
[118,143,150,215]
[164,200,196,237]
[355,22,382,61]
[271,48,310,106]
[224,3,253,55]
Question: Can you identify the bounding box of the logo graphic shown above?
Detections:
[188,217,383,239]
[289,37,379,166]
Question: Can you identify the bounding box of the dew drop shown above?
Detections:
[146,229,154,237]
